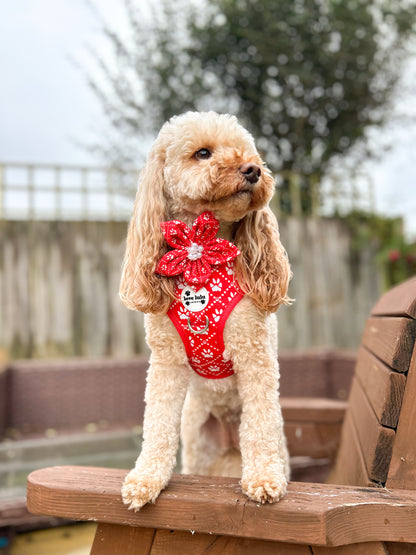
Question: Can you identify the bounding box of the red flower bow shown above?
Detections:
[155,211,240,287]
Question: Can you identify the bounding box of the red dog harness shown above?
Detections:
[167,264,244,378]
[156,212,245,379]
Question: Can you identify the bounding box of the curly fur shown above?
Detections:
[119,111,292,511]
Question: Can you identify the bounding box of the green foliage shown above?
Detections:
[190,0,380,173]
[342,211,401,251]
[342,211,416,287]
[87,0,416,175]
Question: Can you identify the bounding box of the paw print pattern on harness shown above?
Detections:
[167,263,244,379]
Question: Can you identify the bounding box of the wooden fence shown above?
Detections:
[0,162,374,220]
[0,163,138,221]
[0,218,381,359]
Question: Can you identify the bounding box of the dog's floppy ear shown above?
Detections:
[234,206,292,313]
[119,145,175,314]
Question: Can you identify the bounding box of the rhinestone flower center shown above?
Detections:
[187,242,204,260]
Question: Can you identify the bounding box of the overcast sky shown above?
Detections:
[1,0,415,237]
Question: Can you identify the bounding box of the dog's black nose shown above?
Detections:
[240,163,261,184]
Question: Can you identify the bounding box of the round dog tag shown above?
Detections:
[181,286,209,312]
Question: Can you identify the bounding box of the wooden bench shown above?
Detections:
[27,276,416,554]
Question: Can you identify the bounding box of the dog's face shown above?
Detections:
[159,112,275,222]
[120,111,291,315]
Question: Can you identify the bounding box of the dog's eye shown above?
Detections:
[194,148,212,160]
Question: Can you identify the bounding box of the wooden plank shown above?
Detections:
[150,529,310,554]
[361,317,416,372]
[282,398,346,459]
[386,344,416,489]
[349,377,395,483]
[328,411,374,487]
[371,277,416,318]
[281,398,347,423]
[285,422,342,460]
[26,466,416,547]
[91,523,155,554]
[313,542,388,554]
[355,347,406,428]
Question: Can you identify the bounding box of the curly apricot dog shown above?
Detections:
[119,111,291,510]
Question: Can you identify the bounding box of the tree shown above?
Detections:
[86,0,416,197]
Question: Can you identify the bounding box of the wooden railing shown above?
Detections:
[0,162,138,221]
[0,162,374,221]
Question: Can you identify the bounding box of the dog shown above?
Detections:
[119,111,291,511]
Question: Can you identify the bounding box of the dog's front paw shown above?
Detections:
[242,470,287,504]
[121,469,165,511]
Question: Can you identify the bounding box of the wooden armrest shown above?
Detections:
[281,397,347,459]
[27,466,416,547]
[281,397,347,421]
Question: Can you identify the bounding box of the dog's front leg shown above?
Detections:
[122,314,191,511]
[237,363,288,504]
[237,353,288,504]
[226,301,288,504]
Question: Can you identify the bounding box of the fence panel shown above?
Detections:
[0,219,381,358]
